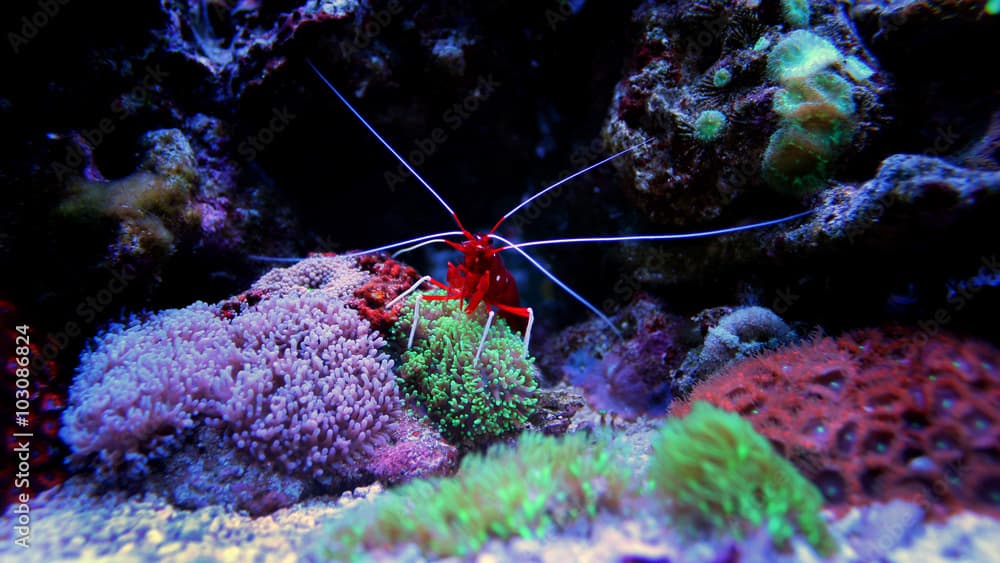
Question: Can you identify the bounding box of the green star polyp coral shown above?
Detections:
[314,430,633,560]
[649,401,835,555]
[391,292,538,447]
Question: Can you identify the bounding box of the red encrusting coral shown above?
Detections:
[675,326,1000,520]
[216,253,420,335]
[348,253,421,335]
[216,288,267,320]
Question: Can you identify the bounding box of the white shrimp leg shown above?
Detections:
[473,310,495,365]
[382,275,434,351]
[522,307,534,352]
[386,275,433,309]
[407,297,422,350]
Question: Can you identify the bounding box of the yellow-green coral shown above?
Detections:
[391,292,538,447]
[763,31,860,194]
[55,129,201,258]
[767,30,841,83]
[712,67,732,88]
[315,430,634,560]
[649,401,836,555]
[311,402,839,560]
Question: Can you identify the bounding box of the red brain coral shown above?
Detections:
[675,326,1000,519]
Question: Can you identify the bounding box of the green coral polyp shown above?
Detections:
[693,110,727,143]
[773,72,855,123]
[313,405,839,560]
[781,0,811,28]
[649,402,836,555]
[712,67,732,88]
[762,125,835,193]
[392,292,538,447]
[767,30,840,83]
[317,430,634,560]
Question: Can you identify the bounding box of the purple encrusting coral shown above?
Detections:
[60,291,401,480]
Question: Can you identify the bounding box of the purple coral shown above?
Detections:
[222,294,399,477]
[571,300,688,420]
[60,303,236,472]
[250,255,369,299]
[61,292,401,479]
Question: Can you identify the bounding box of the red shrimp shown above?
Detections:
[302,60,813,359]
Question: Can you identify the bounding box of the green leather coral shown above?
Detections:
[316,430,633,560]
[392,292,538,447]
[763,30,860,194]
[649,401,836,555]
[766,30,841,83]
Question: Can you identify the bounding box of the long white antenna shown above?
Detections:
[247,230,464,263]
[307,59,469,233]
[489,233,622,337]
[499,210,815,251]
[341,231,464,257]
[489,137,653,233]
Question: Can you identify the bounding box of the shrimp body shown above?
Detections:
[303,58,813,344]
[439,234,526,331]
